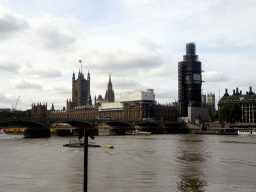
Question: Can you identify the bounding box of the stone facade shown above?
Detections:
[105,74,115,102]
[202,92,216,117]
[31,103,48,118]
[32,71,177,121]
[218,87,256,123]
[72,70,91,106]
[33,100,177,121]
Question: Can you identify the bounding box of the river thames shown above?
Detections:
[1,133,256,192]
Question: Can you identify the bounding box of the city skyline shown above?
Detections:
[0,1,256,110]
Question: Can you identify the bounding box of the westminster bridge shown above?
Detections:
[0,118,187,137]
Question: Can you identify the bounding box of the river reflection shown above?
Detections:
[176,135,207,192]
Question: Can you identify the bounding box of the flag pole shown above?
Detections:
[79,60,82,73]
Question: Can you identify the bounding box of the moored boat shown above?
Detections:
[238,130,256,136]
[125,130,151,135]
[194,130,237,135]
[63,140,101,148]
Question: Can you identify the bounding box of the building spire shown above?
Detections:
[105,73,115,102]
[108,73,112,90]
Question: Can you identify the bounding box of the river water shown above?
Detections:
[1,133,256,192]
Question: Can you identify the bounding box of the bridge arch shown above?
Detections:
[135,121,162,134]
[162,122,187,133]
[95,120,134,135]
[48,120,91,128]
[0,118,46,128]
[48,119,97,136]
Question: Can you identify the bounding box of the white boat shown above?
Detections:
[238,130,256,135]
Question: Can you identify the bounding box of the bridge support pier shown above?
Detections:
[24,129,51,138]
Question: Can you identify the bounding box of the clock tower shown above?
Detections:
[178,43,202,117]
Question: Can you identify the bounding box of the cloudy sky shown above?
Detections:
[0,0,256,111]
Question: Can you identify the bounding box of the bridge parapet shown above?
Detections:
[0,117,187,136]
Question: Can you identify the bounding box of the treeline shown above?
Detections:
[0,110,31,118]
[218,103,242,123]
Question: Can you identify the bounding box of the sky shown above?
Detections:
[0,0,256,111]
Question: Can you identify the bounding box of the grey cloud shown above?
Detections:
[122,57,162,69]
[138,39,160,52]
[87,55,163,77]
[155,91,176,99]
[0,93,12,104]
[55,87,71,95]
[114,79,142,89]
[0,61,20,73]
[36,28,76,52]
[96,79,142,90]
[207,1,230,17]
[0,93,23,109]
[84,40,163,75]
[18,61,63,78]
[13,80,42,90]
[0,13,30,39]
[203,71,229,82]
[36,70,63,78]
[0,58,63,79]
[230,76,256,88]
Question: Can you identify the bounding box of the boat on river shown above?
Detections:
[125,130,151,135]
[63,140,101,148]
[238,130,256,136]
[194,130,237,135]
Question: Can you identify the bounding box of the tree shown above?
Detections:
[213,110,219,121]
[0,111,28,118]
[218,103,242,124]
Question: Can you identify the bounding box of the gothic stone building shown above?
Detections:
[201,92,216,117]
[218,87,256,123]
[105,74,115,102]
[32,71,177,121]
[31,103,48,118]
[72,70,91,106]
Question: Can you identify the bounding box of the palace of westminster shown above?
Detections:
[32,43,218,122]
[32,43,256,124]
[31,70,178,121]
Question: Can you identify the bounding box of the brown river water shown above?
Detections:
[0,133,256,192]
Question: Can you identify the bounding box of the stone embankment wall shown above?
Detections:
[185,121,226,132]
[184,122,202,132]
[207,122,256,129]
[206,122,222,129]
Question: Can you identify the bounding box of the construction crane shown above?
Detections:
[15,96,20,110]
[11,96,20,112]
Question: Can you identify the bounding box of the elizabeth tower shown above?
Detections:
[178,43,202,117]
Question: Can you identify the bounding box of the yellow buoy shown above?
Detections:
[109,145,114,148]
